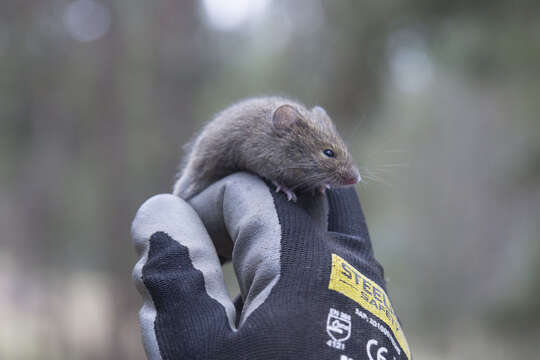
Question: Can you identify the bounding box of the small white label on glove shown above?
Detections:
[326,307,351,350]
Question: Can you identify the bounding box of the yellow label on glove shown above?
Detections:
[329,254,411,359]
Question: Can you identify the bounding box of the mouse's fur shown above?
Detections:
[173,97,360,200]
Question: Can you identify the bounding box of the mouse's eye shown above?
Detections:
[323,149,335,158]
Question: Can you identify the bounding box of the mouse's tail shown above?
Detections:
[172,170,212,200]
[172,172,193,198]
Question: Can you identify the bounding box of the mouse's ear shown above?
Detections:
[311,105,336,130]
[272,104,303,130]
[312,106,328,117]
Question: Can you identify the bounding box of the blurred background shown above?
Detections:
[1,0,539,359]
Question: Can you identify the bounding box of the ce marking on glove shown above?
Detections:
[366,339,396,360]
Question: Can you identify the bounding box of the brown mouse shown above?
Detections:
[173,96,361,201]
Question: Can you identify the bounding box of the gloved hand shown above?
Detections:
[132,172,411,360]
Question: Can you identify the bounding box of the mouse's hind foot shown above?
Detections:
[317,184,331,194]
[272,181,297,202]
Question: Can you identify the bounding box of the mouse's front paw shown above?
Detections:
[272,181,297,202]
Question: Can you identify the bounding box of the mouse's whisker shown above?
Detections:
[359,168,393,188]
[372,163,409,168]
[291,173,327,190]
[264,164,318,179]
[291,176,320,188]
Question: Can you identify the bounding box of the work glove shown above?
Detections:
[132,172,411,360]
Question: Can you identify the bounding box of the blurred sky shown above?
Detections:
[1,1,539,359]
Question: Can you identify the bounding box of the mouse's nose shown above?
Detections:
[342,168,361,185]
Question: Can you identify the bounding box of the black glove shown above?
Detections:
[131,172,411,360]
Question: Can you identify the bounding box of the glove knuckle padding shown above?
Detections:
[191,173,283,326]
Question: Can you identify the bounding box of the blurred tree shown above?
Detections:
[1,0,539,358]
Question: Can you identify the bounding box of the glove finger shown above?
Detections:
[131,194,236,359]
[326,187,371,241]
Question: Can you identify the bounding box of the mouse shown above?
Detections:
[173,96,361,201]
